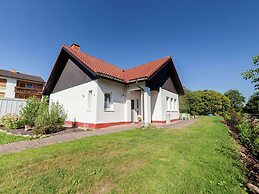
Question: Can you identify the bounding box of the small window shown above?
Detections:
[131,100,134,110]
[104,93,112,110]
[88,90,92,110]
[171,98,173,111]
[25,83,33,89]
[166,97,170,111]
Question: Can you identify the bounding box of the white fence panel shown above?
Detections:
[0,98,26,117]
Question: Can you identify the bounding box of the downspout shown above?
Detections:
[135,80,145,127]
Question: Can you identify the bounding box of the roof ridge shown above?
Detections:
[125,56,171,71]
[63,45,124,71]
[0,69,43,78]
[62,45,172,83]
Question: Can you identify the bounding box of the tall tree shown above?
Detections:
[224,89,245,111]
[179,87,191,113]
[243,92,259,114]
[241,56,259,90]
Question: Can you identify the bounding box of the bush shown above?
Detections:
[224,109,259,156]
[236,122,259,156]
[0,114,24,129]
[223,109,246,128]
[20,97,41,126]
[188,90,231,115]
[33,99,67,135]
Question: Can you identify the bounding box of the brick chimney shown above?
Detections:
[10,69,17,73]
[71,43,80,51]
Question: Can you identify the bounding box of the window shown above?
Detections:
[171,98,174,111]
[88,90,92,110]
[104,93,112,110]
[166,97,170,111]
[174,99,178,112]
[25,83,33,89]
[131,100,134,110]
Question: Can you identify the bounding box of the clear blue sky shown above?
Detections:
[0,0,258,98]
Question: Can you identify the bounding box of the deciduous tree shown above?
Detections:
[242,56,259,90]
[224,89,245,111]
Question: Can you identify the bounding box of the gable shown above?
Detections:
[52,59,94,93]
[162,76,177,93]
[146,60,184,94]
[43,48,97,95]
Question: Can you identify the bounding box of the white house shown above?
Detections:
[43,43,184,129]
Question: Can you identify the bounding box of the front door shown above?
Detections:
[131,99,136,122]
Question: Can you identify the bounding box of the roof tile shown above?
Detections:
[63,45,171,83]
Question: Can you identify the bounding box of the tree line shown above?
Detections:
[180,56,259,115]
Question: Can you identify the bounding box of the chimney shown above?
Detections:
[71,43,80,51]
[10,69,17,73]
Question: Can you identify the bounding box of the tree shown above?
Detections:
[188,90,230,115]
[241,56,259,90]
[243,92,259,114]
[179,87,191,113]
[224,89,245,111]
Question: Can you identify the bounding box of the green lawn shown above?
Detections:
[0,131,29,145]
[0,117,246,193]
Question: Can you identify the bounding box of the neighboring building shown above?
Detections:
[43,43,184,129]
[0,69,45,100]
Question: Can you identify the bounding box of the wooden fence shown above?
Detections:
[0,98,26,117]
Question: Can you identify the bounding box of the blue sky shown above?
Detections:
[0,0,258,99]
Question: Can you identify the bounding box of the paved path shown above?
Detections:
[156,119,197,129]
[0,120,196,154]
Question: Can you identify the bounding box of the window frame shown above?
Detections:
[166,97,170,112]
[104,92,113,111]
[25,83,33,89]
[87,90,93,111]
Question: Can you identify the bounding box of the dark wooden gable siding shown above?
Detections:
[162,76,177,93]
[52,59,94,93]
[146,61,179,94]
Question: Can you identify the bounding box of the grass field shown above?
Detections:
[0,131,29,145]
[0,117,246,193]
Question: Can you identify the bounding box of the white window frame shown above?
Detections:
[87,90,93,111]
[174,99,178,112]
[171,98,174,111]
[174,98,178,112]
[104,92,113,111]
[166,97,170,112]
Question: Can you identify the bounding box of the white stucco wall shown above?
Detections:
[49,78,179,125]
[151,88,179,122]
[0,76,17,98]
[95,78,127,123]
[49,80,98,123]
[160,88,179,121]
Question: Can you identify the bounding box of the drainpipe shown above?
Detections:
[135,80,145,127]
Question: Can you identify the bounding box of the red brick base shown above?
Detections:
[65,121,131,129]
[65,119,179,129]
[152,119,179,124]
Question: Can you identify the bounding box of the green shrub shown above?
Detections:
[20,97,40,126]
[34,99,67,135]
[237,122,259,156]
[223,109,246,128]
[0,114,24,129]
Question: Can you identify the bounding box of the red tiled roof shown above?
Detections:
[125,56,171,81]
[64,45,125,81]
[63,45,171,83]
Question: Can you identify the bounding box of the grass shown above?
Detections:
[0,131,29,145]
[0,117,246,193]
